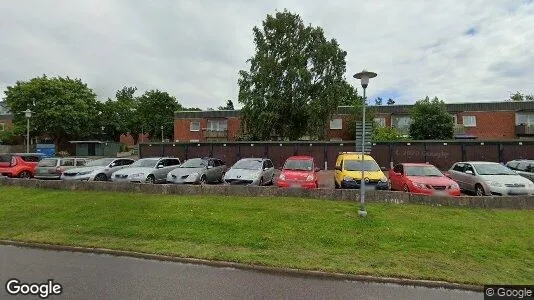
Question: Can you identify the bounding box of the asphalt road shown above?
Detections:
[0,245,481,300]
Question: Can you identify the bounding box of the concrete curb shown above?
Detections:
[0,239,483,292]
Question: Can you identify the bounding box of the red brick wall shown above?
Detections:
[0,119,13,131]
[327,114,352,140]
[119,133,149,146]
[227,117,241,141]
[455,111,516,139]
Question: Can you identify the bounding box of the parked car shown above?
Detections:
[506,159,534,183]
[166,157,226,184]
[111,157,181,183]
[34,157,90,180]
[276,156,319,189]
[61,158,135,181]
[223,158,275,185]
[446,161,534,196]
[0,153,45,178]
[334,152,389,190]
[389,163,460,196]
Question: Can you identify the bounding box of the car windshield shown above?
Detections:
[180,158,207,168]
[38,158,58,167]
[85,158,115,167]
[405,165,443,177]
[344,160,381,172]
[232,159,262,170]
[473,163,517,175]
[283,159,313,171]
[130,158,159,168]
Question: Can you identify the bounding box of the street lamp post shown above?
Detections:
[23,109,32,153]
[160,125,164,142]
[353,69,377,217]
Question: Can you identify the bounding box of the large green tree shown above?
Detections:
[238,10,352,140]
[137,90,181,141]
[409,96,454,140]
[3,75,99,147]
[508,91,534,102]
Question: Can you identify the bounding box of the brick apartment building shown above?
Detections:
[174,101,534,142]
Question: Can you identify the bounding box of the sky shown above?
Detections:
[1,0,534,109]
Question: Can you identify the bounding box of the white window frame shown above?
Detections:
[373,117,386,127]
[515,113,534,125]
[207,119,228,132]
[330,118,342,130]
[0,123,5,131]
[190,121,200,132]
[462,116,477,127]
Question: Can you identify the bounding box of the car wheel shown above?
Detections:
[147,175,156,184]
[475,184,485,196]
[199,175,207,185]
[403,184,410,193]
[94,173,107,181]
[19,171,31,179]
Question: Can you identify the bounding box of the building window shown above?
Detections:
[373,117,386,127]
[391,116,412,133]
[0,123,4,131]
[190,121,200,132]
[190,139,200,142]
[516,113,534,125]
[330,119,342,130]
[462,116,477,127]
[207,119,228,131]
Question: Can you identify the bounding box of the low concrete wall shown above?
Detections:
[0,178,532,210]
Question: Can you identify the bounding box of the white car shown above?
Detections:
[447,161,534,196]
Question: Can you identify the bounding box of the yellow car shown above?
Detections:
[334,152,389,190]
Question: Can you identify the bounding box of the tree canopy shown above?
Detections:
[507,91,534,102]
[409,96,454,140]
[4,75,99,146]
[218,100,235,110]
[238,10,354,140]
[137,90,181,141]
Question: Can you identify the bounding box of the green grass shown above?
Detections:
[0,186,532,285]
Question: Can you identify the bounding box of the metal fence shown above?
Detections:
[139,140,534,170]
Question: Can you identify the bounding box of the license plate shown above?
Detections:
[434,190,448,196]
[290,184,301,188]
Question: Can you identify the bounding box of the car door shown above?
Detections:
[216,159,226,181]
[448,163,467,190]
[206,159,217,182]
[389,164,403,191]
[152,159,167,182]
[462,164,477,192]
[334,158,343,185]
[159,158,181,182]
[520,163,534,182]
[263,159,275,183]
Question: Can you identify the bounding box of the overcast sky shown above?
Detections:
[1,0,533,109]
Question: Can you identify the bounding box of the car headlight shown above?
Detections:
[449,182,460,189]
[414,182,428,189]
[279,174,285,180]
[306,174,314,181]
[131,173,144,178]
[343,176,353,181]
[489,181,502,187]
[379,176,388,182]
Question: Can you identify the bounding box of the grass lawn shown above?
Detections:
[0,186,532,285]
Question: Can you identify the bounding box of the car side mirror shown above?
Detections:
[207,165,213,169]
[156,164,164,169]
[465,170,474,175]
[335,166,342,171]
[381,166,387,171]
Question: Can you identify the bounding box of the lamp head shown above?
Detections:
[353,69,377,89]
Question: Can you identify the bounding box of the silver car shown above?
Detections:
[223,158,275,186]
[35,157,90,180]
[60,158,135,181]
[447,161,534,196]
[506,159,534,183]
[166,157,226,184]
[111,157,181,184]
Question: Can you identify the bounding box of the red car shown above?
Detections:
[276,156,319,189]
[389,163,461,196]
[0,153,44,178]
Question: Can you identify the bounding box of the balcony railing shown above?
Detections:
[204,130,228,138]
[516,124,534,135]
[454,124,466,135]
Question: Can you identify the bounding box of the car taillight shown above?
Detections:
[10,157,17,166]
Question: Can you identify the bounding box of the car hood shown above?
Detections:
[479,174,533,185]
[225,168,261,179]
[406,176,456,186]
[64,166,103,174]
[281,169,313,181]
[114,167,154,175]
[343,170,385,180]
[169,167,204,177]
